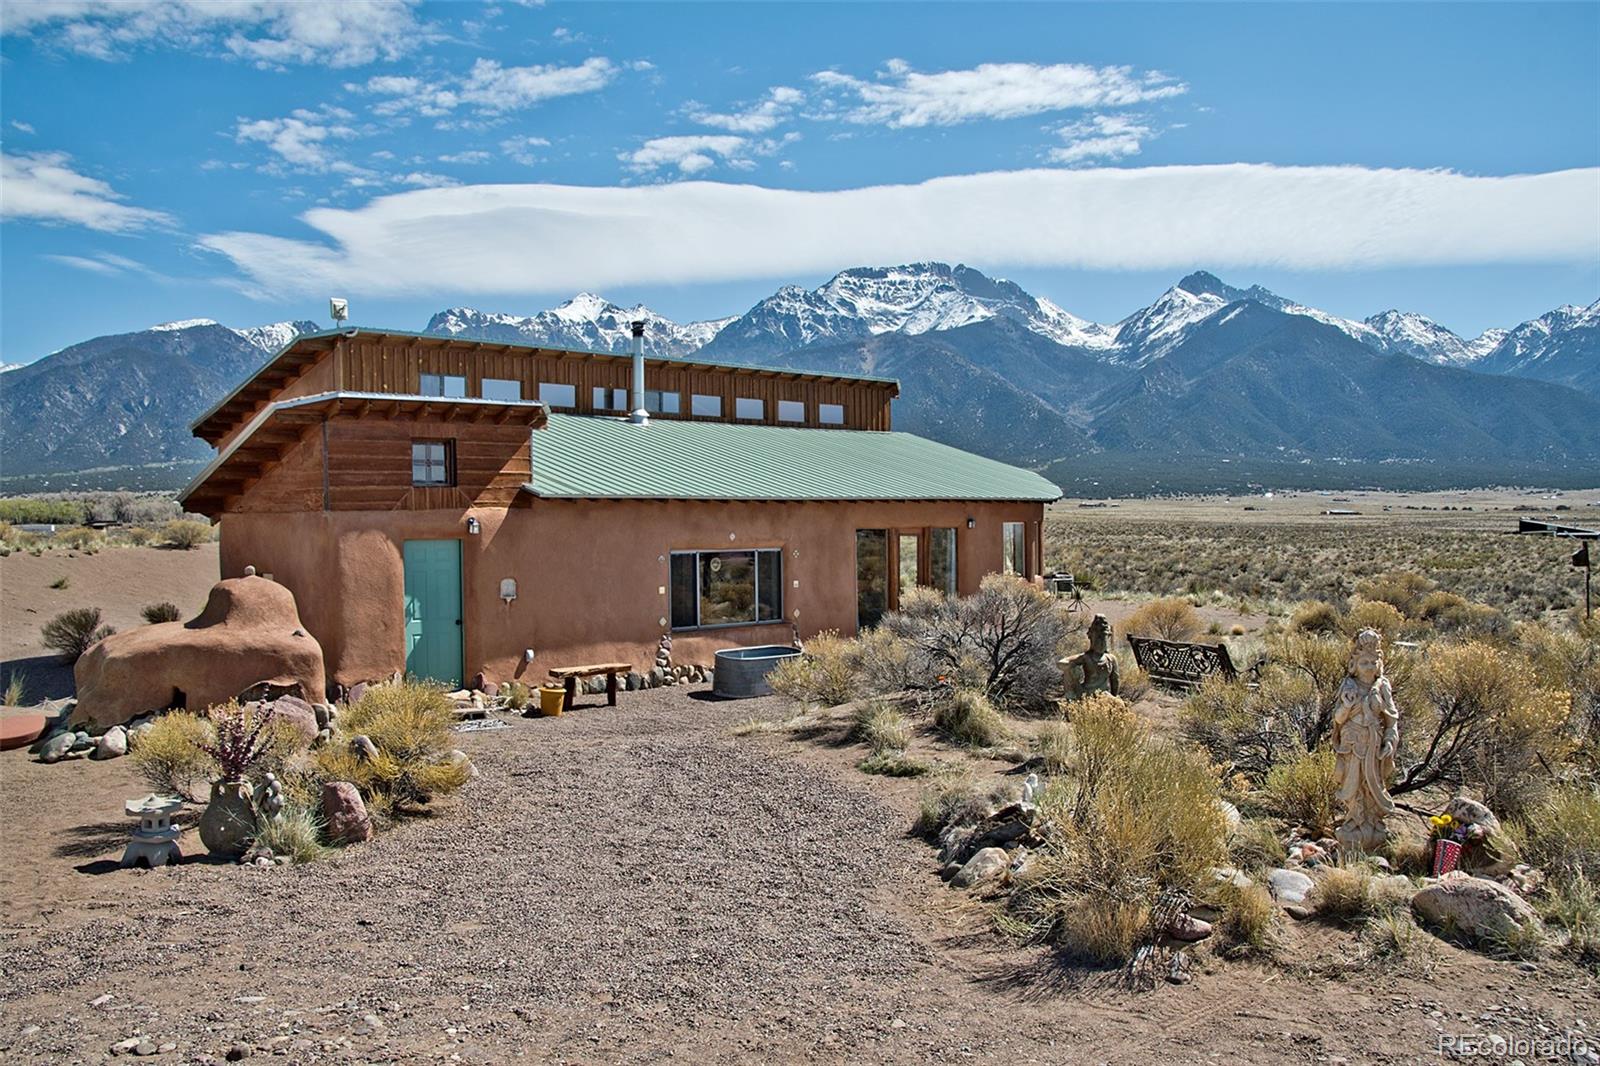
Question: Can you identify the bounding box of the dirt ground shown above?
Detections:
[1,685,1595,1065]
[0,545,221,702]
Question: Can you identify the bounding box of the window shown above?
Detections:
[735,397,764,420]
[593,386,628,411]
[538,382,576,408]
[412,440,453,486]
[777,399,805,423]
[419,373,466,398]
[929,527,957,595]
[1003,521,1026,577]
[669,549,783,629]
[691,393,722,417]
[644,389,681,415]
[819,403,845,425]
[481,377,521,401]
[856,530,888,629]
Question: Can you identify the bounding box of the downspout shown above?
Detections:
[628,320,649,425]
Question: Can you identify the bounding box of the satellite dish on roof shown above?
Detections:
[329,298,349,327]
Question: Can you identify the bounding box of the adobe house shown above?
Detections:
[179,326,1060,689]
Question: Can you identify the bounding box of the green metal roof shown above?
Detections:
[525,414,1061,502]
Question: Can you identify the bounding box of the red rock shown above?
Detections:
[322,781,372,845]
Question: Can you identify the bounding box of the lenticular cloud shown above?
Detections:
[198,163,1600,298]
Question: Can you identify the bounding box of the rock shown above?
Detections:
[951,847,1010,889]
[626,672,641,691]
[1216,799,1242,835]
[702,669,713,686]
[649,666,666,687]
[311,703,332,730]
[133,1038,158,1056]
[266,696,318,747]
[93,724,129,759]
[348,682,368,705]
[72,576,327,730]
[1412,873,1544,946]
[1211,866,1253,890]
[39,731,74,763]
[447,749,477,779]
[72,730,94,752]
[1268,868,1316,906]
[322,781,372,845]
[128,715,157,743]
[111,1037,143,1054]
[1446,796,1519,877]
[350,734,379,762]
[1446,795,1502,836]
[225,1045,252,1062]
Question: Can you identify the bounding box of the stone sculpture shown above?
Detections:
[1331,628,1399,853]
[1058,614,1120,699]
[121,794,183,869]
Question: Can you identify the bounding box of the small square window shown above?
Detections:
[538,382,576,408]
[645,389,681,415]
[592,386,628,411]
[819,403,845,425]
[412,440,453,486]
[481,377,521,401]
[691,394,722,417]
[420,373,466,398]
[777,399,805,423]
[735,397,764,420]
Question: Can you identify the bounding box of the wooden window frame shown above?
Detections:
[411,438,455,487]
[877,526,960,612]
[669,548,785,631]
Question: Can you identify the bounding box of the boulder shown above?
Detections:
[1216,799,1242,836]
[1412,873,1544,945]
[321,782,372,845]
[266,696,318,748]
[39,732,74,763]
[1267,868,1315,906]
[348,682,369,705]
[350,734,379,762]
[951,847,1010,889]
[1446,796,1519,877]
[93,725,128,760]
[447,749,477,779]
[72,576,327,730]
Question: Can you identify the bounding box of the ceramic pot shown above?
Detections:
[198,778,256,857]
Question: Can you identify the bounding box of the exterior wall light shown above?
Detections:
[500,578,517,604]
[467,516,481,535]
[966,517,975,529]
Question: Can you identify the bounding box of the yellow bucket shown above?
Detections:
[538,685,566,717]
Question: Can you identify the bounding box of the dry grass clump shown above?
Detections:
[932,688,1009,748]
[1212,881,1280,957]
[1308,866,1377,925]
[913,774,990,838]
[1342,599,1407,640]
[1122,596,1202,642]
[1288,601,1342,635]
[1115,653,1152,701]
[54,526,103,552]
[858,751,931,777]
[129,712,216,801]
[1036,720,1071,775]
[1362,912,1437,971]
[162,518,214,549]
[500,680,531,712]
[251,798,330,864]
[852,701,911,754]
[1517,785,1600,886]
[141,601,183,624]
[768,630,858,707]
[315,682,470,816]
[1228,817,1288,875]
[1009,697,1227,966]
[1262,746,1339,836]
[40,607,115,663]
[4,671,27,708]
[1355,570,1434,618]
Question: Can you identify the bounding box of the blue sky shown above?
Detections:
[2,1,1597,362]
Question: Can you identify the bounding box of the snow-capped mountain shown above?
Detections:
[1474,300,1600,394]
[697,262,1114,361]
[1349,310,1502,367]
[426,295,734,359]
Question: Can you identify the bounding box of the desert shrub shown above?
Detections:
[858,751,930,777]
[1262,745,1338,835]
[1342,599,1406,640]
[769,630,858,707]
[1115,653,1151,701]
[251,798,330,863]
[932,688,1008,748]
[1309,867,1377,925]
[1355,571,1434,618]
[1228,818,1288,874]
[1181,662,1329,779]
[162,518,213,549]
[1212,881,1279,957]
[853,626,922,695]
[316,681,470,812]
[1009,696,1227,965]
[500,680,531,712]
[141,601,182,624]
[1289,601,1342,635]
[1539,875,1599,971]
[3,671,26,707]
[48,576,69,589]
[0,497,88,525]
[0,524,41,552]
[852,701,911,754]
[129,712,216,801]
[913,774,989,837]
[40,607,115,663]
[120,526,155,547]
[53,526,103,552]
[1518,785,1600,885]
[1037,720,1072,775]
[1122,596,1202,642]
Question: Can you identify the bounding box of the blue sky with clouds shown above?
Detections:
[2,1,1596,362]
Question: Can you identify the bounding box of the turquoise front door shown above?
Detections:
[403,539,463,686]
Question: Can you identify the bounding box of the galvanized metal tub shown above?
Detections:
[712,645,802,699]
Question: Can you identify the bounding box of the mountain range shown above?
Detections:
[1,265,1596,494]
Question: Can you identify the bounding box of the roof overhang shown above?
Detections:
[190,327,901,446]
[180,391,547,518]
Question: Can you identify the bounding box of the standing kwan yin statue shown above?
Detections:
[1331,628,1400,854]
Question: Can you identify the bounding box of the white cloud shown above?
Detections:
[233,107,359,171]
[397,171,457,188]
[438,150,492,165]
[687,86,804,134]
[0,150,171,232]
[195,165,1600,300]
[10,119,35,134]
[43,250,161,277]
[3,0,426,68]
[812,60,1185,128]
[1048,114,1154,164]
[500,135,550,166]
[357,57,616,118]
[620,134,751,175]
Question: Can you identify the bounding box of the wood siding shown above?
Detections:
[337,338,895,431]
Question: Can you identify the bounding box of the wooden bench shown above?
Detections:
[1126,635,1259,689]
[547,662,631,713]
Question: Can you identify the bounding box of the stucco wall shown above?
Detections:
[219,498,1044,688]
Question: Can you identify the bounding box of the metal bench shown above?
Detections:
[547,662,631,713]
[1126,635,1258,689]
